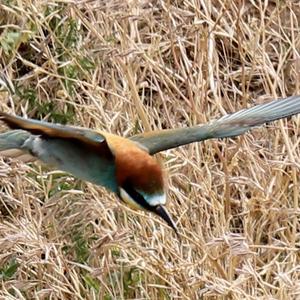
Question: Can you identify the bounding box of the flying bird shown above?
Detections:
[0,95,300,235]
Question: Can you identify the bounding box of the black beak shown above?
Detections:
[155,205,179,236]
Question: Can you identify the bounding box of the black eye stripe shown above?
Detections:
[122,182,155,212]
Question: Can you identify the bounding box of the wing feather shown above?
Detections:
[0,112,113,159]
[130,95,300,154]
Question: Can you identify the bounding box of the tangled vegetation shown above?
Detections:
[0,1,299,299]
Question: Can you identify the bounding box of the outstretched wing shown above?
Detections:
[0,112,113,159]
[130,95,300,155]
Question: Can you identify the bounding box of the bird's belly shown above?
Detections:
[23,137,117,192]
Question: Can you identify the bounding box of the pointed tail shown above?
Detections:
[0,130,31,151]
[0,130,35,160]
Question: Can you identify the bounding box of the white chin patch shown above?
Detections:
[144,193,166,206]
[119,187,143,210]
[119,187,166,210]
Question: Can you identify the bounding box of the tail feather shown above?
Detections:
[0,130,31,151]
[0,130,34,162]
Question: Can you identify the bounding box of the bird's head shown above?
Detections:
[114,147,178,234]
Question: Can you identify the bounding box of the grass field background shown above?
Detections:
[0,1,300,299]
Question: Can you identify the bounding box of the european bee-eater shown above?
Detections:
[0,95,300,234]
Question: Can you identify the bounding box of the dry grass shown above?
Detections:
[0,0,300,299]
